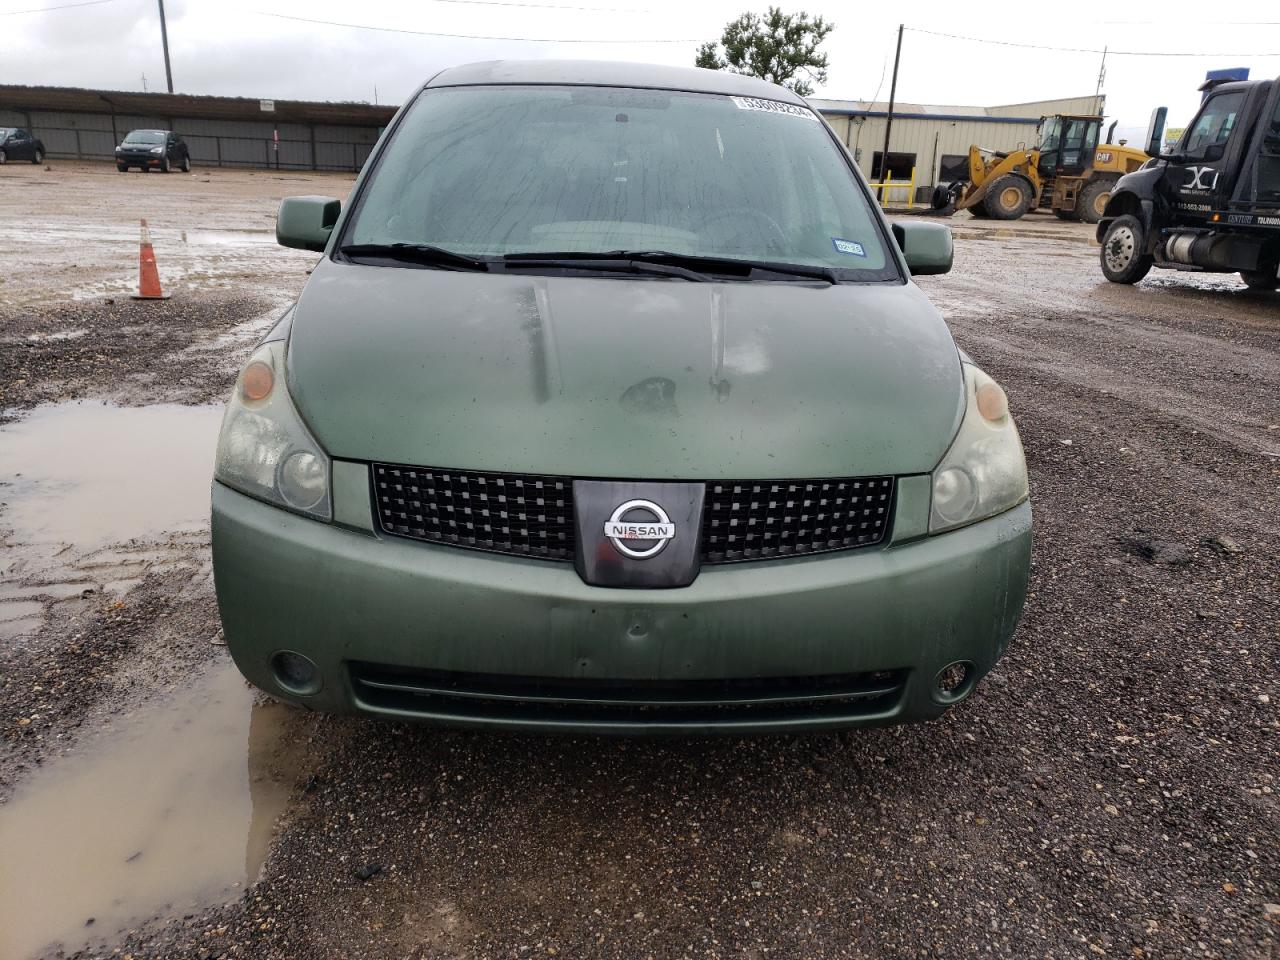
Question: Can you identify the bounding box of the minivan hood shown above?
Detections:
[287,260,963,479]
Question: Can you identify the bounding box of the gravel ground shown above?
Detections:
[0,163,1275,959]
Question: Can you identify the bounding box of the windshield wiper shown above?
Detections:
[502,251,713,282]
[503,250,838,284]
[339,243,490,272]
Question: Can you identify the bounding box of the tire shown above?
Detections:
[1099,214,1154,284]
[1053,208,1080,221]
[32,148,43,165]
[1079,179,1112,225]
[1241,269,1279,291]
[0,150,6,165]
[968,205,990,219]
[117,163,129,172]
[984,175,1032,220]
[180,153,191,173]
[160,156,171,173]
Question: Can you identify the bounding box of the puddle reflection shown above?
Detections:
[0,664,302,959]
[0,401,224,549]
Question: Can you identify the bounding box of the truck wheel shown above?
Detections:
[1241,269,1279,291]
[1100,214,1153,284]
[1079,180,1112,225]
[984,175,1032,220]
[117,163,128,172]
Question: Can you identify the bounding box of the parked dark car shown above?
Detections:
[0,128,45,164]
[115,129,191,173]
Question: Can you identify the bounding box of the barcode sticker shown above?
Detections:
[729,97,819,122]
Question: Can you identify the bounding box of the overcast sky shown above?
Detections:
[5,0,1280,133]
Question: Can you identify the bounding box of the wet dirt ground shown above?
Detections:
[0,160,1276,959]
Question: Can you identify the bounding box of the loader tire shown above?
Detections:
[1079,179,1112,224]
[984,175,1032,220]
[1100,214,1153,284]
[968,205,990,219]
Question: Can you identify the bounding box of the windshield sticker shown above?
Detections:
[832,237,867,257]
[729,97,819,122]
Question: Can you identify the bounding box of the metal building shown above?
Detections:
[2,83,1105,186]
[0,85,396,171]
[812,94,1106,199]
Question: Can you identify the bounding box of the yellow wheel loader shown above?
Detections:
[932,115,1150,223]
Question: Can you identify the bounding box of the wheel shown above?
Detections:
[117,163,129,172]
[984,175,1032,220]
[160,156,171,173]
[1241,269,1279,291]
[31,148,43,165]
[1079,179,1112,225]
[968,205,990,219]
[1099,214,1153,284]
[1053,208,1080,221]
[180,153,191,173]
[0,149,7,165]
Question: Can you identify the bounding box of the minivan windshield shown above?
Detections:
[345,85,897,281]
[124,130,166,145]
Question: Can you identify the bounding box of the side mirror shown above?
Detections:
[1145,106,1169,157]
[277,196,341,252]
[1202,141,1226,163]
[892,221,953,276]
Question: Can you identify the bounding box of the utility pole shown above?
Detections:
[880,23,903,181]
[1094,45,1108,114]
[157,0,174,94]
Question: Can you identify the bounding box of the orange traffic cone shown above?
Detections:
[131,218,170,300]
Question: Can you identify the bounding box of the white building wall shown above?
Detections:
[816,94,1107,193]
[987,95,1104,118]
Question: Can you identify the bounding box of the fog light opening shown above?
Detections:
[271,650,322,696]
[934,660,976,704]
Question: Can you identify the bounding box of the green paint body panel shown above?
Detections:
[286,261,965,480]
[211,481,1031,734]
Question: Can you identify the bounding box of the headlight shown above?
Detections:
[929,362,1028,533]
[151,146,164,154]
[214,340,331,521]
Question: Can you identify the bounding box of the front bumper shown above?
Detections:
[212,474,1032,734]
[117,151,163,166]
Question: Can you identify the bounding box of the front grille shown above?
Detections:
[701,477,894,563]
[349,661,908,728]
[372,463,894,564]
[373,464,574,561]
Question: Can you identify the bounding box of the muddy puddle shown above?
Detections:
[0,663,303,959]
[0,401,224,637]
[0,401,223,548]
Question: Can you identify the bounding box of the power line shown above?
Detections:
[906,26,1280,58]
[433,0,650,12]
[261,11,704,43]
[0,0,117,15]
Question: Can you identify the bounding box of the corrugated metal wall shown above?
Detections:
[987,96,1104,118]
[0,107,380,171]
[821,113,1040,191]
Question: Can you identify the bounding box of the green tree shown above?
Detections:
[695,7,834,97]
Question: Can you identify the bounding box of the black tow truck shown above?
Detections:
[1097,74,1280,291]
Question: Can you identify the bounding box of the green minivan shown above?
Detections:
[211,61,1031,733]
